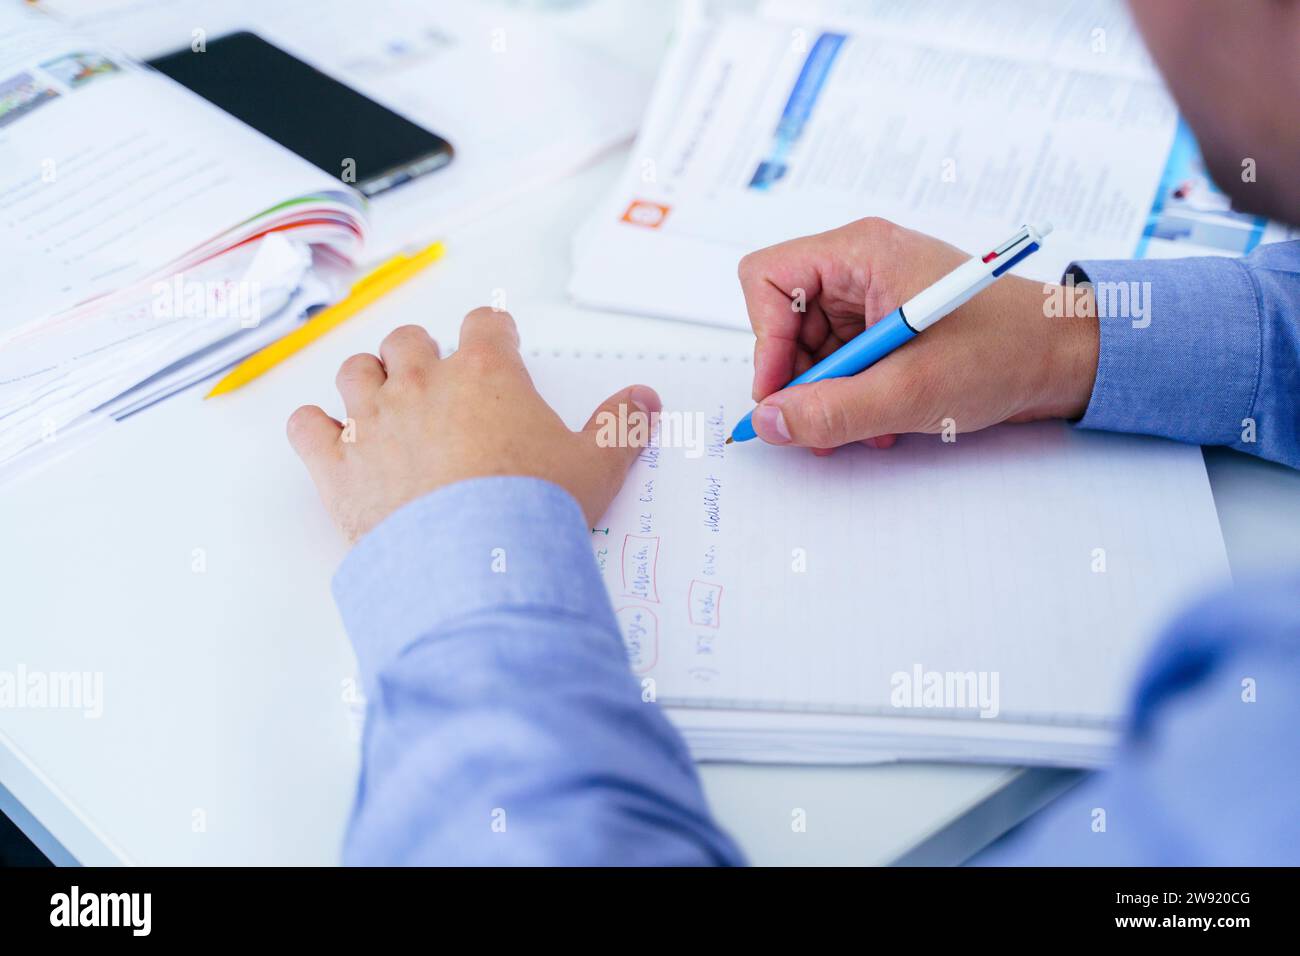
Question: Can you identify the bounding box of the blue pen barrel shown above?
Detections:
[729,308,916,443]
[788,308,917,386]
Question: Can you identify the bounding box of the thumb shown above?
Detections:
[582,383,662,480]
[753,374,899,448]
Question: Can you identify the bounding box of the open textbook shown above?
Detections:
[2,0,647,479]
[35,0,651,260]
[529,348,1229,767]
[570,0,1298,328]
[0,4,365,474]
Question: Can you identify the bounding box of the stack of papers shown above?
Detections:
[570,0,1296,328]
[0,5,366,478]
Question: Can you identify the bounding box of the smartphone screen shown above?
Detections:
[149,31,453,198]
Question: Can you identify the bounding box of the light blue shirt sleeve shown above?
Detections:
[331,476,744,866]
[1070,240,1300,468]
[976,572,1300,865]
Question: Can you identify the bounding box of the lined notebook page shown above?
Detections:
[527,349,1229,728]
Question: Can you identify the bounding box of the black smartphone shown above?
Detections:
[148,31,453,198]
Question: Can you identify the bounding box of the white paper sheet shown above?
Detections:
[529,348,1229,765]
[570,5,1180,328]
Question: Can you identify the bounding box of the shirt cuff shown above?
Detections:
[332,476,618,692]
[1070,255,1262,446]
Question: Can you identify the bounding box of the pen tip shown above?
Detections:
[725,437,734,444]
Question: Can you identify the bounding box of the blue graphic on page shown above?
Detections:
[748,32,846,192]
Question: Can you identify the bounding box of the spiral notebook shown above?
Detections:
[527,348,1230,767]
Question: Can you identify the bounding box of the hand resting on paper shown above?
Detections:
[738,217,1101,452]
[287,308,660,544]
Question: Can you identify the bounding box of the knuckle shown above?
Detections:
[463,306,519,349]
[797,392,838,446]
[858,215,890,236]
[383,324,427,349]
[397,361,430,389]
[855,216,899,249]
[286,405,315,437]
[336,353,373,383]
[384,328,436,386]
[466,305,510,323]
[817,398,844,446]
[737,253,757,282]
[785,392,826,447]
[737,249,773,287]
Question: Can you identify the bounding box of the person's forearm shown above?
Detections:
[1011,275,1100,422]
[331,477,744,866]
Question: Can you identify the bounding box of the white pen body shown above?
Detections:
[900,258,1000,331]
[900,221,1051,331]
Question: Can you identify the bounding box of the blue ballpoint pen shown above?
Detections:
[727,221,1054,444]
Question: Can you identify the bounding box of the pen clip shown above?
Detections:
[987,226,1032,261]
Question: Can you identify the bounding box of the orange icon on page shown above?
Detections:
[621,200,671,229]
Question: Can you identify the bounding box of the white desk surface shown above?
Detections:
[5,1,1300,867]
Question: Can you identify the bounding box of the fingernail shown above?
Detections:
[863,437,879,449]
[754,403,791,444]
[629,385,661,415]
